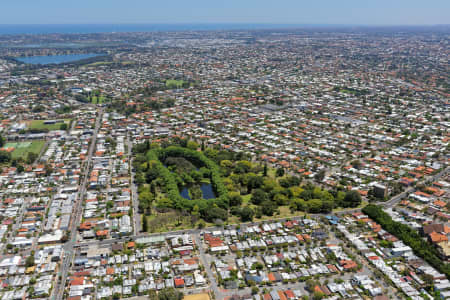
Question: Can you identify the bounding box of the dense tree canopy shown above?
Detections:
[133,139,367,229]
[0,151,11,163]
[148,288,183,300]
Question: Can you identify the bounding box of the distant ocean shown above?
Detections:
[0,24,315,35]
[1,24,446,35]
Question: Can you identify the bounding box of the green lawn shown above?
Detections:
[87,61,114,66]
[165,79,186,89]
[242,194,252,204]
[91,95,106,104]
[142,212,209,233]
[28,119,71,131]
[7,140,46,160]
[332,200,368,212]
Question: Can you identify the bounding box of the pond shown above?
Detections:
[200,183,216,199]
[14,53,103,65]
[180,187,191,200]
[180,183,216,200]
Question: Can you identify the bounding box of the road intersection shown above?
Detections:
[52,107,449,299]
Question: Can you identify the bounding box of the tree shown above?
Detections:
[306,199,323,213]
[156,197,174,209]
[276,167,285,177]
[186,140,199,150]
[351,160,362,169]
[280,175,302,188]
[305,279,317,291]
[261,200,276,216]
[45,164,53,176]
[132,284,139,295]
[290,198,306,211]
[139,190,153,214]
[313,291,324,300]
[189,170,202,183]
[290,186,304,198]
[105,137,117,148]
[60,123,68,131]
[0,134,4,148]
[157,288,183,300]
[112,293,121,300]
[25,255,35,267]
[422,274,434,286]
[273,193,288,205]
[251,189,268,205]
[17,165,24,173]
[239,207,254,222]
[263,163,268,177]
[229,192,243,207]
[314,169,326,182]
[336,191,346,206]
[197,220,205,229]
[148,290,158,300]
[247,174,263,193]
[202,206,227,222]
[0,151,11,163]
[142,215,148,232]
[26,152,38,164]
[191,204,200,224]
[235,160,252,174]
[363,204,450,279]
[251,286,259,295]
[145,164,160,183]
[343,190,362,208]
[106,201,114,209]
[262,178,278,192]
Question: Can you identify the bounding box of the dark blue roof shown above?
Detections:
[245,274,262,283]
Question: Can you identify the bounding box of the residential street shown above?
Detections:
[54,107,103,300]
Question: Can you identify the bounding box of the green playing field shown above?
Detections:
[4,142,31,149]
[3,141,46,160]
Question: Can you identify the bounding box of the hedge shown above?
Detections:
[146,146,229,213]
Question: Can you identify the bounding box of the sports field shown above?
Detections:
[91,95,106,104]
[3,140,46,159]
[27,119,71,131]
[166,79,186,89]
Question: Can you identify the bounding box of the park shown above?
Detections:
[2,140,46,160]
[27,119,71,131]
[132,139,363,233]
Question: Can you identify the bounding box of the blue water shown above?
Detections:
[180,183,216,200]
[0,24,445,36]
[180,187,191,200]
[15,53,102,65]
[0,24,312,35]
[200,183,216,199]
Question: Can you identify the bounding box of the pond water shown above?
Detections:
[180,183,216,200]
[180,187,191,200]
[15,53,102,65]
[200,183,215,199]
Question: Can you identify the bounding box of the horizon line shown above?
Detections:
[0,22,448,27]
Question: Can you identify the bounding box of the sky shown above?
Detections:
[1,0,449,25]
